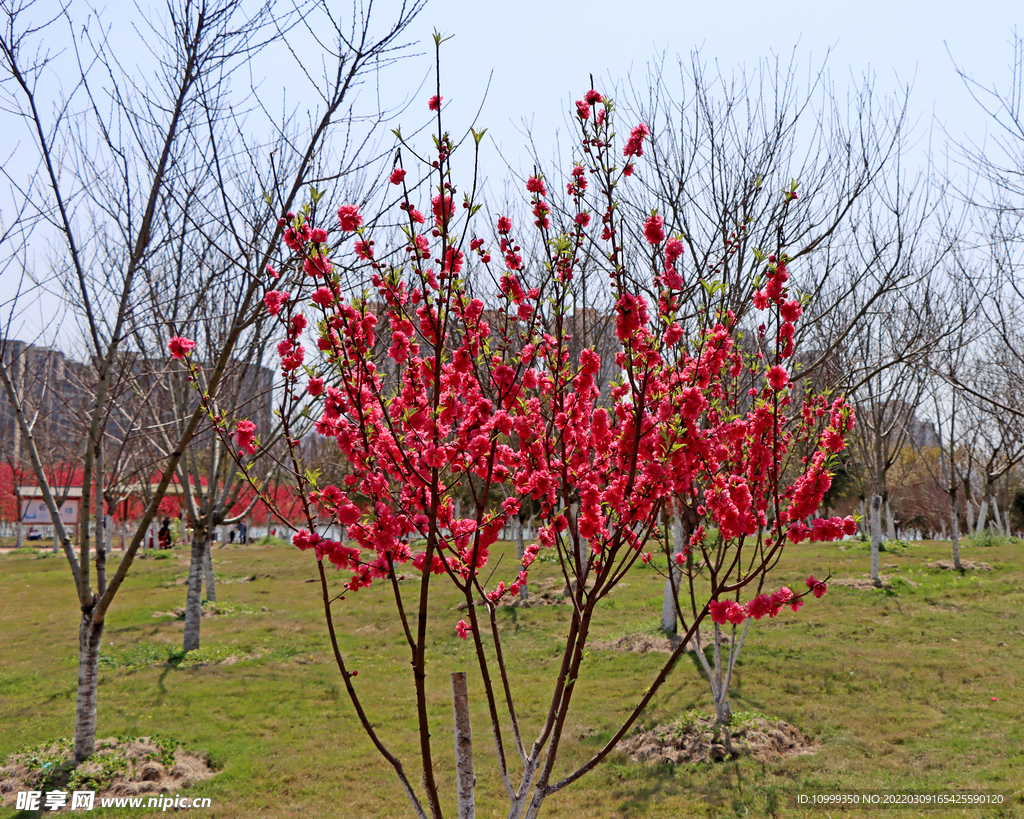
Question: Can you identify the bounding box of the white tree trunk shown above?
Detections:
[974,498,988,536]
[450,672,475,819]
[515,515,528,599]
[949,491,962,571]
[662,507,683,634]
[869,494,883,586]
[183,526,208,652]
[203,539,217,603]
[885,499,897,541]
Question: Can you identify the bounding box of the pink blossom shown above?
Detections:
[575,100,591,120]
[304,255,332,279]
[623,123,650,157]
[310,228,328,243]
[780,299,803,322]
[428,95,442,111]
[337,204,363,232]
[355,240,374,260]
[264,290,289,315]
[167,336,196,360]
[709,599,746,625]
[574,212,591,227]
[390,168,407,185]
[767,365,789,390]
[665,238,685,265]
[443,247,463,274]
[292,529,322,552]
[413,234,430,258]
[307,377,324,396]
[745,594,772,620]
[235,419,257,455]
[584,89,603,104]
[455,619,470,639]
[497,216,512,234]
[311,287,334,307]
[643,214,665,245]
[431,194,453,226]
[526,176,547,197]
[822,429,845,452]
[806,575,828,598]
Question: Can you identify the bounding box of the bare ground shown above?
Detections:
[0,736,216,810]
[592,629,730,655]
[926,560,993,571]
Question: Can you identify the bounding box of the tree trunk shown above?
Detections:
[974,497,988,536]
[990,498,1003,536]
[183,526,208,652]
[662,506,684,634]
[203,538,217,603]
[869,494,883,586]
[450,672,475,819]
[515,514,528,600]
[73,614,104,762]
[949,487,962,571]
[885,498,897,541]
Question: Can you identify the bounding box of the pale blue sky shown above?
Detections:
[400,0,1020,173]
[1,0,1020,346]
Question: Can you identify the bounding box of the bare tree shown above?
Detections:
[0,0,424,762]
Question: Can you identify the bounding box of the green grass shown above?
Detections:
[1,538,1022,818]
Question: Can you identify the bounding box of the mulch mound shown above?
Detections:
[0,737,216,810]
[926,560,993,571]
[829,576,920,590]
[592,629,730,655]
[620,714,817,765]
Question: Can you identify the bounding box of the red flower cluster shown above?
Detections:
[167,336,196,360]
[337,204,363,232]
[235,420,257,455]
[623,123,650,157]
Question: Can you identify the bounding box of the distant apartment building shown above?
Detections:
[1,339,275,466]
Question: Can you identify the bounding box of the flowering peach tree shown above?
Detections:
[177,42,855,819]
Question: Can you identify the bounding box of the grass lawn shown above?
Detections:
[0,535,1021,818]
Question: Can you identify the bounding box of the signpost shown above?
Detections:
[18,486,82,548]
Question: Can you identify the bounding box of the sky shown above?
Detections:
[1,0,1021,349]
[402,0,1020,173]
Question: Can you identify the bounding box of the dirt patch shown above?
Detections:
[926,560,993,571]
[829,575,919,590]
[592,629,729,654]
[152,602,253,619]
[169,573,270,586]
[619,714,817,765]
[0,736,216,810]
